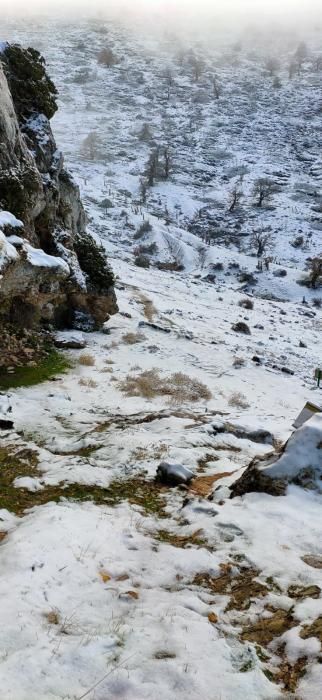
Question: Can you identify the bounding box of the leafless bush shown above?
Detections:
[78,378,98,388]
[233,357,246,368]
[97,48,117,67]
[122,332,146,345]
[232,321,251,335]
[79,353,95,366]
[118,369,211,403]
[238,298,254,310]
[253,178,279,208]
[228,392,250,409]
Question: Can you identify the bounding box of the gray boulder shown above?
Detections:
[156,462,194,487]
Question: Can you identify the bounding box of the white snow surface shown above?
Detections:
[264,414,322,479]
[25,243,70,273]
[0,16,322,700]
[0,230,19,271]
[0,211,23,229]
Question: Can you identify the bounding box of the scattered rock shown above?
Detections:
[156,462,194,486]
[138,321,171,334]
[0,419,14,430]
[54,332,86,349]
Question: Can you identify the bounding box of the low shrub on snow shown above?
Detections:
[118,369,211,403]
[228,392,250,409]
[232,321,251,335]
[79,353,95,366]
[238,298,254,310]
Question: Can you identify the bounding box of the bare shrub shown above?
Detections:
[122,332,146,345]
[238,298,254,310]
[313,298,322,308]
[228,392,250,409]
[306,256,322,289]
[118,369,211,403]
[134,220,153,239]
[134,254,150,269]
[79,353,95,366]
[134,243,158,256]
[97,48,117,67]
[233,357,246,368]
[156,261,184,272]
[232,321,251,335]
[78,378,98,388]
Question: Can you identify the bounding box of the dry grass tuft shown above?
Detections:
[79,353,95,366]
[44,609,61,625]
[118,369,211,404]
[122,332,146,345]
[78,378,98,388]
[228,392,250,409]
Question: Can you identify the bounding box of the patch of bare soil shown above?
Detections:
[301,555,322,569]
[190,472,234,497]
[155,528,209,550]
[241,607,296,646]
[193,564,268,611]
[274,649,307,693]
[300,616,322,643]
[288,584,321,599]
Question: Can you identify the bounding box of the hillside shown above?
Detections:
[0,15,322,700]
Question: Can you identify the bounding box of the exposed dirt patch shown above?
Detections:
[136,293,157,322]
[196,453,220,473]
[0,531,8,542]
[274,650,308,693]
[288,584,321,600]
[300,616,322,643]
[241,607,296,646]
[301,555,322,569]
[93,409,227,434]
[155,528,210,550]
[190,472,233,497]
[193,565,268,611]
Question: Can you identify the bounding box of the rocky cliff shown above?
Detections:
[0,43,117,332]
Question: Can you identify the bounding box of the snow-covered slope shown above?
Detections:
[0,14,322,700]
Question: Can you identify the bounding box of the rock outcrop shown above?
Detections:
[0,43,117,331]
[230,414,322,498]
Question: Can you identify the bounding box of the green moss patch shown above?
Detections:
[0,351,71,389]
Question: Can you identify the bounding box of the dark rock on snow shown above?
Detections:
[156,462,194,486]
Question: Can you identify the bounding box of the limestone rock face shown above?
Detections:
[0,44,117,330]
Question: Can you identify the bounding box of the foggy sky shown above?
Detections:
[1,0,322,25]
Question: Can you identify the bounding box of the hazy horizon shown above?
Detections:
[1,0,322,28]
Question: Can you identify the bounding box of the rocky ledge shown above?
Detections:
[0,43,117,334]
